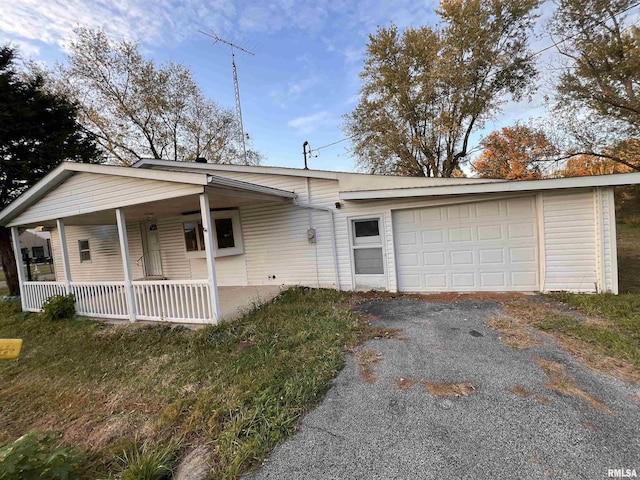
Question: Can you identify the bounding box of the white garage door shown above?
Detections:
[393,197,539,292]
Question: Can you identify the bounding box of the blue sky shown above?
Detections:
[1,0,556,173]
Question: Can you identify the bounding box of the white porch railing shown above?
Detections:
[23,282,67,312]
[72,282,128,319]
[133,280,211,323]
[20,280,213,323]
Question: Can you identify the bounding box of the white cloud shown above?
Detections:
[0,0,237,52]
[287,110,336,135]
[288,75,319,96]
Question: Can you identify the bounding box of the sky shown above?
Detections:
[0,0,560,173]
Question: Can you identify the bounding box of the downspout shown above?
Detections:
[294,200,341,291]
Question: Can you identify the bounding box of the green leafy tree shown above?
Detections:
[344,0,540,177]
[0,46,101,296]
[54,28,261,166]
[549,0,640,171]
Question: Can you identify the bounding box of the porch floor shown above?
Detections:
[219,285,283,321]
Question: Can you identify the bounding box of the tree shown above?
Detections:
[472,124,557,179]
[549,0,640,171]
[0,46,101,295]
[555,154,632,177]
[56,28,260,166]
[344,0,540,177]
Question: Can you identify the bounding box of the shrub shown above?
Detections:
[41,294,75,321]
[116,441,179,480]
[0,431,79,480]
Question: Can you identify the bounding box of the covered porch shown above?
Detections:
[3,163,295,324]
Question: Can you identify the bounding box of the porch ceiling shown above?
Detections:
[33,188,292,228]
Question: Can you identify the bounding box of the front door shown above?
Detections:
[351,216,388,290]
[144,221,163,277]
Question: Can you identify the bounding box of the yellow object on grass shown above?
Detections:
[0,339,23,360]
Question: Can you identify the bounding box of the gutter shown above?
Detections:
[294,200,341,291]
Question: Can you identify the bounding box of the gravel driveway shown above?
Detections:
[248,298,640,480]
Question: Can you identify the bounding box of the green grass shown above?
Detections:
[0,288,365,479]
[616,223,640,294]
[543,292,640,369]
[0,263,54,283]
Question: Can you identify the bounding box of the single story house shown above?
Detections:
[1,159,639,324]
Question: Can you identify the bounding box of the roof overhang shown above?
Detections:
[339,172,640,200]
[0,162,295,227]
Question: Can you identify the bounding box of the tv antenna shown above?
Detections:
[200,30,255,162]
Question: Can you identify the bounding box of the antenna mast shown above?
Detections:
[200,30,255,162]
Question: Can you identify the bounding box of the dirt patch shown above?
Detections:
[356,349,382,383]
[581,420,599,430]
[422,381,475,398]
[395,377,416,391]
[535,359,612,414]
[487,317,542,349]
[359,326,407,342]
[535,396,552,404]
[236,341,255,350]
[508,385,533,397]
[418,292,530,303]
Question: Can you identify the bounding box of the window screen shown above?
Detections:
[354,247,384,275]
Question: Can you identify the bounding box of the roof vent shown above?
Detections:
[195,157,207,164]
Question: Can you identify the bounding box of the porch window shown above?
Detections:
[78,239,91,262]
[182,210,243,257]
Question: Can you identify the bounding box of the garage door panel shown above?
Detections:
[393,197,539,292]
[477,224,503,241]
[451,250,474,265]
[510,247,536,263]
[425,252,445,266]
[508,223,535,239]
[479,248,504,264]
[449,227,472,242]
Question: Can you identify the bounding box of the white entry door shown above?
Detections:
[144,221,163,277]
[350,216,387,290]
[393,197,539,292]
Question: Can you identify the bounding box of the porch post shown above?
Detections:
[55,219,72,294]
[115,208,136,322]
[199,192,221,323]
[10,226,26,311]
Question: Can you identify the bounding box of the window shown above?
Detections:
[78,239,91,262]
[351,218,384,275]
[32,246,45,258]
[182,210,243,258]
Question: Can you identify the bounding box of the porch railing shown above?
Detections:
[133,280,211,323]
[72,282,128,319]
[20,280,212,323]
[23,281,67,312]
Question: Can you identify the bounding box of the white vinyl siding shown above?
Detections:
[11,172,203,226]
[541,190,598,292]
[51,224,144,282]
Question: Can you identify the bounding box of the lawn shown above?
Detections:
[0,288,372,479]
[496,215,640,385]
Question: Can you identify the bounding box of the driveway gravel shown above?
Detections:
[248,298,640,480]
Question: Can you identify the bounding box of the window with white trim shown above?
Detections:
[182,210,244,257]
[78,239,91,262]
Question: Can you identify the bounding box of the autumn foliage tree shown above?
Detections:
[473,124,557,179]
[344,0,540,177]
[549,0,640,171]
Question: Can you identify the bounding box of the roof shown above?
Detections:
[0,162,295,227]
[339,172,640,200]
[132,158,505,191]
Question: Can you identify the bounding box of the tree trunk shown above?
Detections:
[0,227,20,296]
